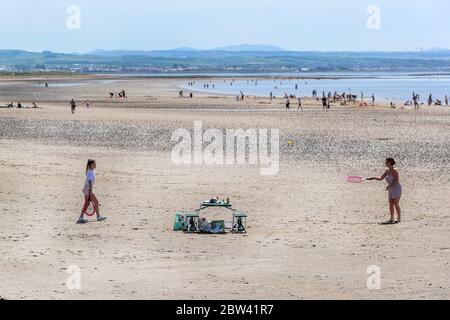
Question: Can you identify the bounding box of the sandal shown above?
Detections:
[380,220,395,225]
[77,218,88,224]
[97,216,107,222]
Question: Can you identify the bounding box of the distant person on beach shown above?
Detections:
[70,99,76,114]
[270,91,273,101]
[322,96,327,110]
[413,93,420,111]
[118,90,126,98]
[32,102,37,109]
[428,94,433,106]
[445,95,448,106]
[372,94,375,104]
[368,158,402,224]
[298,97,302,111]
[78,159,107,224]
[285,97,290,110]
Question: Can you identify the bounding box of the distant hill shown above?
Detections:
[87,48,204,57]
[425,47,450,53]
[86,44,287,57]
[87,49,152,56]
[172,47,201,52]
[212,44,286,52]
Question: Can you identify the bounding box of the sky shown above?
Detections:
[0,0,449,53]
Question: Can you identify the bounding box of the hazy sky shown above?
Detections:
[0,0,449,52]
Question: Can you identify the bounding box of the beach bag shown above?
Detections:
[211,220,225,234]
[173,213,186,231]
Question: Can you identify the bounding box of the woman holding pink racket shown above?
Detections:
[77,159,107,224]
[369,158,402,224]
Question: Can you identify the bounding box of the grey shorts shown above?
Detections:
[389,185,402,200]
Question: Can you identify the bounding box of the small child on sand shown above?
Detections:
[78,159,107,224]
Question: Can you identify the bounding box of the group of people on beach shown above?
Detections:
[109,90,127,99]
[284,94,303,110]
[237,91,245,101]
[406,92,449,110]
[178,90,194,98]
[2,101,37,109]
[69,99,92,114]
[426,93,448,106]
[283,90,366,111]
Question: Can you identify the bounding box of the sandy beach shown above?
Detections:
[0,76,449,300]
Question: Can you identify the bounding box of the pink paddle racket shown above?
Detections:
[347,176,376,183]
[347,176,366,183]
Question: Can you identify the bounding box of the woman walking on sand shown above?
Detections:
[369,158,402,224]
[78,159,107,224]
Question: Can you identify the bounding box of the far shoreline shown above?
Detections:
[2,70,450,80]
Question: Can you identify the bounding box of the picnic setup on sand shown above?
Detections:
[173,197,248,234]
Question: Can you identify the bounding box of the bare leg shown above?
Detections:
[90,193,101,218]
[389,200,395,222]
[79,195,90,219]
[394,198,401,222]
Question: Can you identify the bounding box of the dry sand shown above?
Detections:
[0,76,449,300]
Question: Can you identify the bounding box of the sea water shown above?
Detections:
[180,73,450,103]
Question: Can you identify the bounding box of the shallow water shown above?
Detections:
[32,79,123,88]
[180,74,450,103]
